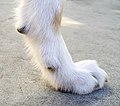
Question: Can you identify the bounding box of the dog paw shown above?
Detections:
[75,60,108,89]
[57,70,100,94]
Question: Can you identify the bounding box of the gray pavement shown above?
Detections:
[0,0,120,106]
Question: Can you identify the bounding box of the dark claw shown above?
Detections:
[105,79,108,82]
[17,26,27,34]
[95,83,100,88]
[48,67,55,72]
[58,88,73,94]
[94,83,100,90]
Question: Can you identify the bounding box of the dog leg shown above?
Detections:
[15,0,109,95]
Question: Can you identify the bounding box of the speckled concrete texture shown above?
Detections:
[0,0,120,106]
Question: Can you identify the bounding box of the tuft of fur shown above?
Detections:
[15,0,108,94]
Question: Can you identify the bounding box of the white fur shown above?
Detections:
[15,0,108,94]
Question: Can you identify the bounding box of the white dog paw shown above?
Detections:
[74,71,100,94]
[75,60,108,89]
[57,70,99,94]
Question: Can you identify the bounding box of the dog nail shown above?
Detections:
[48,67,55,72]
[105,79,108,82]
[17,26,26,34]
[94,83,100,89]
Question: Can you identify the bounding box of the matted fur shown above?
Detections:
[15,0,108,94]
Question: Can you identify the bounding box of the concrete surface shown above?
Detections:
[0,0,120,106]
